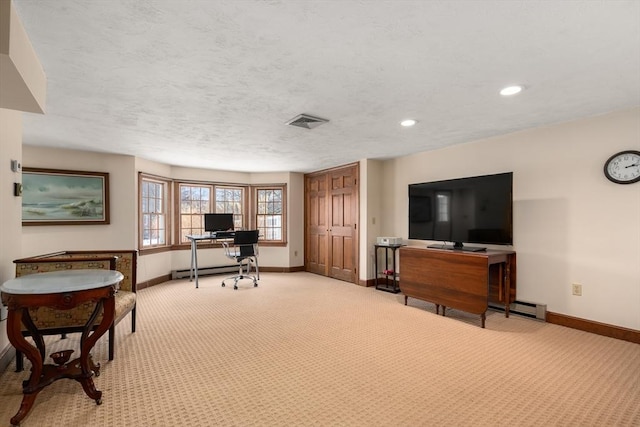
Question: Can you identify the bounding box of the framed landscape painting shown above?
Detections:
[22,168,110,225]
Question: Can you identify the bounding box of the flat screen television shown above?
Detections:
[408,172,513,251]
[204,213,234,233]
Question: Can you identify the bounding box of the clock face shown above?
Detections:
[604,150,640,184]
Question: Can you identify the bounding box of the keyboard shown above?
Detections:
[213,231,235,238]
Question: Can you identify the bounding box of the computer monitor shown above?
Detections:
[204,213,234,233]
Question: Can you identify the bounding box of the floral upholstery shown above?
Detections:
[16,250,136,292]
[12,250,137,371]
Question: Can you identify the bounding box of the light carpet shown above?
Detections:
[1,272,639,426]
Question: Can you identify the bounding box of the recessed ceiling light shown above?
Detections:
[400,119,417,127]
[500,85,524,96]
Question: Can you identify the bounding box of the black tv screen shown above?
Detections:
[204,213,234,232]
[408,172,513,251]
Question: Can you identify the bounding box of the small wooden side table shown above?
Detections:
[1,269,123,426]
[374,244,404,293]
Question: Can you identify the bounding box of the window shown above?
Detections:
[140,175,170,249]
[179,184,212,242]
[215,186,244,230]
[177,183,245,243]
[139,176,286,248]
[436,192,450,222]
[254,185,286,243]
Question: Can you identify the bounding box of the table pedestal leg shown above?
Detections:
[6,309,43,426]
[10,392,39,427]
[4,289,115,426]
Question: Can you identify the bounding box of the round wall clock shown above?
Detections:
[603,150,640,184]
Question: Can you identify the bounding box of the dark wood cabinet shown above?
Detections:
[399,246,516,327]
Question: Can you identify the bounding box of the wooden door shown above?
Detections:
[305,173,328,275]
[305,163,359,283]
[327,165,358,281]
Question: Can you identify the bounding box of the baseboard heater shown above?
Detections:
[489,300,547,321]
[171,265,239,280]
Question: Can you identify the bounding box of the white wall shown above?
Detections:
[15,152,305,284]
[0,0,48,366]
[359,159,384,281]
[286,172,305,268]
[21,146,137,255]
[382,108,640,330]
[0,109,23,357]
[18,151,305,284]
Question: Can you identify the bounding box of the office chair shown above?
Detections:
[221,230,260,290]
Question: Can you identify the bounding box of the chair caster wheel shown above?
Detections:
[233,286,238,290]
[222,283,225,287]
[96,398,102,405]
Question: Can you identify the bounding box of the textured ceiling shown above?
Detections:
[11,0,640,173]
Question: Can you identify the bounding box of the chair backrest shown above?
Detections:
[234,230,259,257]
[14,250,137,293]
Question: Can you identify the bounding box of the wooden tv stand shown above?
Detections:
[399,246,516,328]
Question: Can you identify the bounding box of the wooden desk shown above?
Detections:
[1,269,123,426]
[399,247,516,328]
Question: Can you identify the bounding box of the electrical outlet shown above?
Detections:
[572,283,582,296]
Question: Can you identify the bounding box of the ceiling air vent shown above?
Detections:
[285,114,329,130]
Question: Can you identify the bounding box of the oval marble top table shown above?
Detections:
[1,268,124,426]
[1,269,123,295]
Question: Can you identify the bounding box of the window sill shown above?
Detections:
[139,246,172,255]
